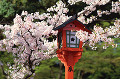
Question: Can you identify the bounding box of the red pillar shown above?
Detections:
[57,50,82,79]
[65,65,74,79]
[64,52,74,79]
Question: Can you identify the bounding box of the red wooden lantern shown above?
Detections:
[53,15,91,79]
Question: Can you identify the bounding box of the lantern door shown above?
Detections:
[66,30,80,48]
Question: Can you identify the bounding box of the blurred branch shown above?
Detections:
[61,0,69,5]
[58,62,63,79]
[0,61,8,77]
[96,19,116,22]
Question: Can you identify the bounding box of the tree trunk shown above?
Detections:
[24,74,33,79]
[58,62,63,79]
[77,70,81,79]
[50,66,55,79]
[80,71,84,79]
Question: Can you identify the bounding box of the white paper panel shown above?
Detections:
[70,44,76,47]
[77,38,79,44]
[70,31,76,35]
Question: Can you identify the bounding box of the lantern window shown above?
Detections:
[66,30,80,48]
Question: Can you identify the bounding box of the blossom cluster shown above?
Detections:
[111,1,120,13]
[76,19,120,50]
[8,65,30,79]
[68,0,110,5]
[47,1,70,26]
[78,1,120,24]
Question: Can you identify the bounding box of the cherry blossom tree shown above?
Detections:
[0,0,119,78]
[0,1,70,78]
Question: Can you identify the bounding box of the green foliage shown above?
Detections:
[39,0,58,9]
[0,68,6,79]
[34,57,62,79]
[0,51,14,70]
[0,51,14,78]
[0,29,6,40]
[68,1,87,15]
[32,38,120,79]
[0,0,15,18]
[74,38,120,79]
[0,0,59,24]
[100,21,110,28]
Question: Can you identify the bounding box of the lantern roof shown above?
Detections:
[53,14,91,32]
